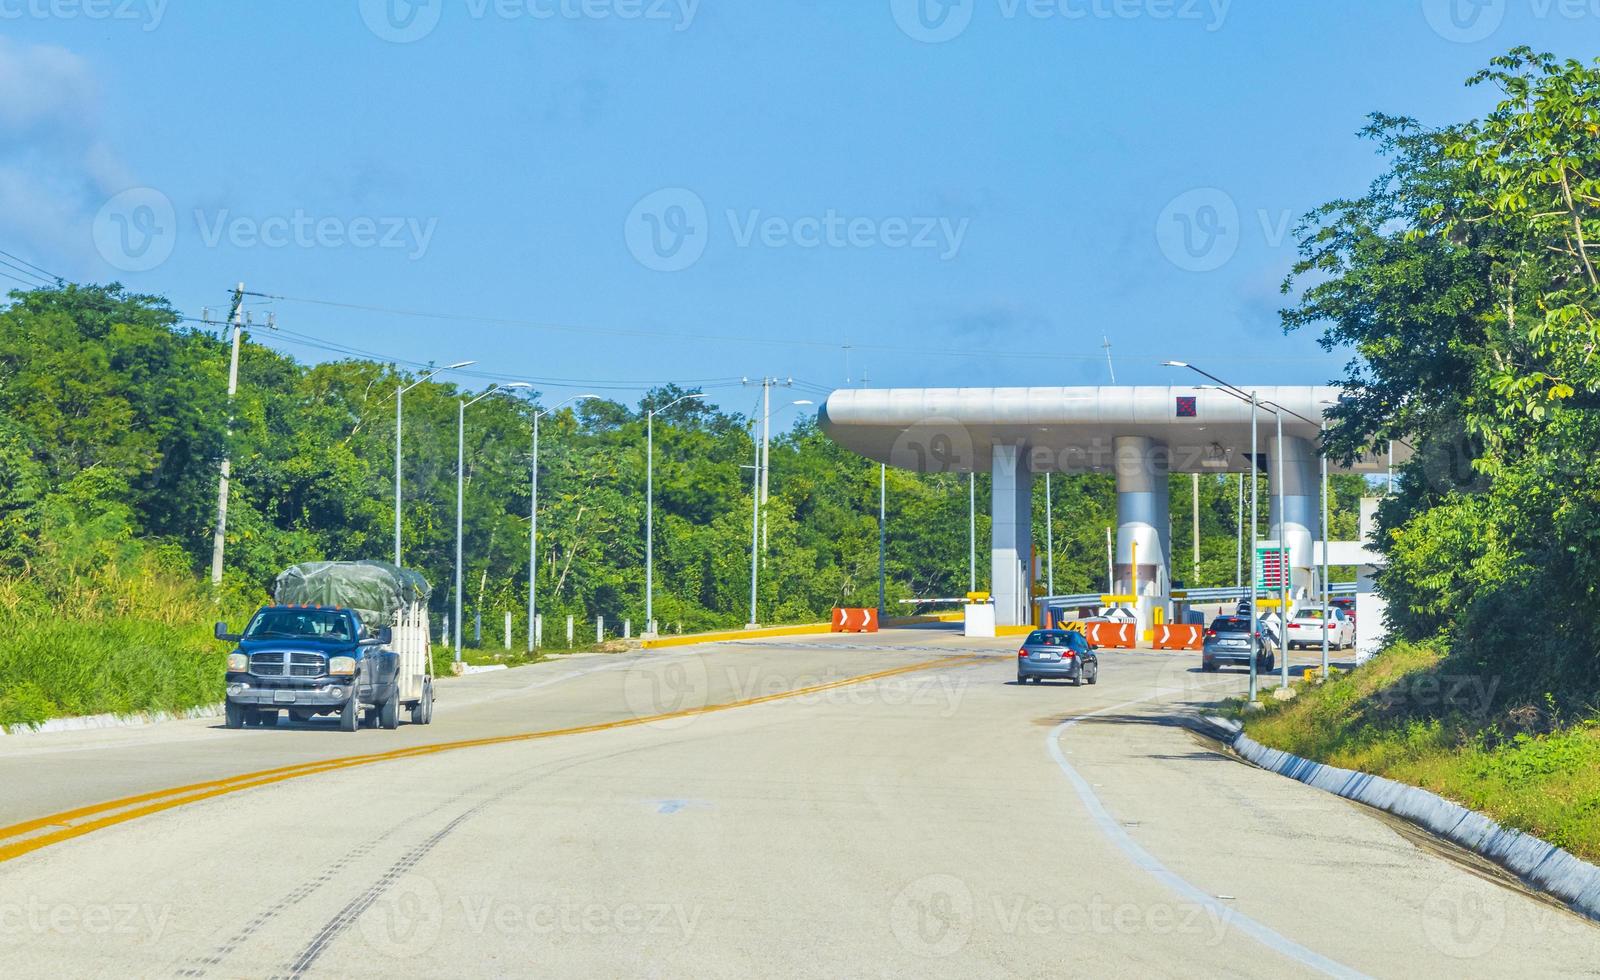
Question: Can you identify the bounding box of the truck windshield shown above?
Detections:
[244,609,355,640]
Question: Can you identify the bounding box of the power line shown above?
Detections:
[239,287,1335,367]
[187,313,749,394]
[0,258,52,286]
[0,248,62,283]
[0,269,45,289]
[240,288,1113,364]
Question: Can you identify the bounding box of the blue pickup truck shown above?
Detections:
[215,561,436,732]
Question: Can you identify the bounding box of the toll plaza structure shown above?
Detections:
[819,386,1398,632]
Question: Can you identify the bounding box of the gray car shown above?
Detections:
[1016,629,1099,686]
[1201,616,1275,673]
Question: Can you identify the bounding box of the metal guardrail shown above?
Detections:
[1038,583,1359,607]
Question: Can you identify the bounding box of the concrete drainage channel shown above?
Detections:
[1197,715,1600,924]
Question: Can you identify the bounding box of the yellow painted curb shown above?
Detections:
[996,625,1036,637]
[639,622,834,649]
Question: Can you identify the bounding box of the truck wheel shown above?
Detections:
[379,690,400,730]
[338,698,359,733]
[410,682,434,725]
[225,701,247,730]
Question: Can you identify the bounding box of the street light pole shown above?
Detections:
[878,463,887,615]
[646,393,708,638]
[1236,471,1244,591]
[969,472,977,593]
[528,394,599,652]
[1163,362,1301,702]
[395,360,475,566]
[1321,423,1331,679]
[455,402,465,661]
[1277,408,1289,689]
[1249,391,1260,703]
[1045,471,1054,597]
[748,430,760,627]
[455,382,531,663]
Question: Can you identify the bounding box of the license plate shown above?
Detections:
[1220,640,1245,648]
[1033,652,1058,662]
[273,691,296,704]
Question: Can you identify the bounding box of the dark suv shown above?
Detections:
[1201,616,1275,673]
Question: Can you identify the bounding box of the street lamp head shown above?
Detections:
[501,382,534,390]
[446,360,477,370]
[1162,361,1189,368]
[792,399,815,407]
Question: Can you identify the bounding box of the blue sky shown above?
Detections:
[0,1,1589,415]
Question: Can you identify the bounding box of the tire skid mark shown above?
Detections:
[275,806,481,980]
[269,741,666,979]
[171,782,491,978]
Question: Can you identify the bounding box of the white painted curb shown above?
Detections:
[1,703,225,736]
[1209,716,1600,923]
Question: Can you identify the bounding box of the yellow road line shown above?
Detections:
[0,654,974,865]
[639,622,834,649]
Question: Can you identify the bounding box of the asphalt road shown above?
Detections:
[0,629,1594,978]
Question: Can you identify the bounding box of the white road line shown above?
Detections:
[1046,684,1370,980]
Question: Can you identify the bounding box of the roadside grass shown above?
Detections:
[1241,640,1600,862]
[0,543,263,731]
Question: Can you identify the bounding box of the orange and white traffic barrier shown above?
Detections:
[1082,621,1136,649]
[1152,624,1204,651]
[831,608,880,633]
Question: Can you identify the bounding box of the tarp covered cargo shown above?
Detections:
[272,561,432,629]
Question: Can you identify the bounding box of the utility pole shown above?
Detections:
[1102,337,1116,383]
[210,283,245,587]
[741,377,792,553]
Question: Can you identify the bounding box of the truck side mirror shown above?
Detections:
[214,622,238,642]
[376,626,393,646]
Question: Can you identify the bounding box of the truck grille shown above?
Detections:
[249,652,326,677]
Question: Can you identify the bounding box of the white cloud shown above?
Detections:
[0,38,130,275]
[0,37,98,138]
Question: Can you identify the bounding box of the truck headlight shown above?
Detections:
[329,656,356,676]
[227,652,249,672]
